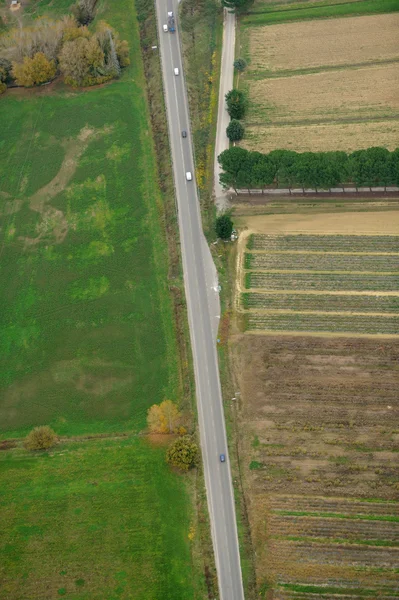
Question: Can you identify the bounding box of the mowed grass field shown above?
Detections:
[0,0,210,598]
[0,2,179,438]
[237,2,399,152]
[0,436,201,600]
[236,210,399,336]
[231,334,399,598]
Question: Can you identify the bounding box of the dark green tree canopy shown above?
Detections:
[216,215,233,240]
[166,436,199,471]
[218,147,399,190]
[221,0,254,13]
[233,58,247,72]
[226,119,244,142]
[225,89,247,120]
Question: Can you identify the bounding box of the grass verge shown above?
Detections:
[242,0,399,26]
[180,0,223,238]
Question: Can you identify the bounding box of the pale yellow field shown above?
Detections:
[242,119,399,153]
[248,13,399,72]
[248,63,399,123]
[235,210,399,235]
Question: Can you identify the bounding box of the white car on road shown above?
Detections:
[186,172,192,181]
[174,67,179,76]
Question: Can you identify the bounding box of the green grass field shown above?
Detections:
[0,0,179,438]
[0,436,202,600]
[0,0,211,597]
[242,0,399,26]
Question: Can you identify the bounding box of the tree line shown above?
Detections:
[0,0,129,93]
[218,147,399,191]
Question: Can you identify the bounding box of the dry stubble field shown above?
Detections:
[239,13,399,152]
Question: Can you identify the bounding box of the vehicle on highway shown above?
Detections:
[220,454,226,463]
[174,67,179,76]
[167,11,175,32]
[182,130,187,138]
[185,172,192,181]
[163,24,168,32]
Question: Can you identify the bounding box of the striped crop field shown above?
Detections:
[240,233,399,335]
[232,335,399,598]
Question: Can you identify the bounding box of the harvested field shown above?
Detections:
[237,211,399,235]
[247,14,399,73]
[231,334,399,596]
[242,119,399,153]
[248,64,399,123]
[239,8,399,152]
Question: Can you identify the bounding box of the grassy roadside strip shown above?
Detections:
[134,0,218,594]
[180,0,223,239]
[135,0,194,410]
[214,242,258,599]
[242,0,399,26]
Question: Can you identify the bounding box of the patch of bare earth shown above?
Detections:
[231,334,399,593]
[20,125,111,247]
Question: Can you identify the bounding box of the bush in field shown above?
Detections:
[225,88,247,120]
[147,400,185,434]
[216,214,233,240]
[12,52,56,86]
[24,426,57,451]
[72,0,98,25]
[222,0,254,13]
[166,436,199,471]
[226,119,244,142]
[233,57,247,72]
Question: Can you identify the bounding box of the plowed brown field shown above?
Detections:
[231,334,399,596]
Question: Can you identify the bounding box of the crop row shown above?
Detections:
[246,272,399,292]
[242,292,399,313]
[269,496,399,516]
[269,516,399,541]
[245,252,399,273]
[248,234,399,253]
[246,313,399,334]
[276,541,399,568]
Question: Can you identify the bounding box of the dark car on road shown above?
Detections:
[220,454,226,463]
[182,130,187,138]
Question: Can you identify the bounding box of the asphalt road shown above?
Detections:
[154,3,245,599]
[214,9,235,212]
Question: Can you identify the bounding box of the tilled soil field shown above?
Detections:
[231,334,399,597]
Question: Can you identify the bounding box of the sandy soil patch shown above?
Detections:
[248,63,399,123]
[242,118,399,153]
[235,210,399,235]
[248,13,399,72]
